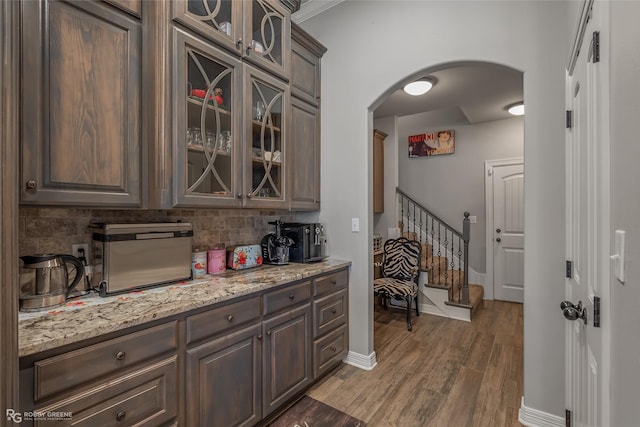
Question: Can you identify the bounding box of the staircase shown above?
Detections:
[396,188,484,321]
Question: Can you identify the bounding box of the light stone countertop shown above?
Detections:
[19,258,351,357]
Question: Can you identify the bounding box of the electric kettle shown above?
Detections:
[19,254,85,312]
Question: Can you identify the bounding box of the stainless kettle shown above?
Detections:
[19,254,85,312]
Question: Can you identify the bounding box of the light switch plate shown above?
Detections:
[351,218,360,232]
[611,229,626,283]
[469,216,477,224]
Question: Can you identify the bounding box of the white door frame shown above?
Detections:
[485,157,524,301]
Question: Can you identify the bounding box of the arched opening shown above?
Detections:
[369,60,524,341]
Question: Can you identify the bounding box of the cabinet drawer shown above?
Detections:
[34,321,177,401]
[186,296,261,345]
[313,323,347,378]
[313,289,347,338]
[35,356,177,427]
[313,269,348,297]
[263,281,311,316]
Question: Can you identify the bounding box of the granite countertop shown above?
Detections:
[19,258,351,357]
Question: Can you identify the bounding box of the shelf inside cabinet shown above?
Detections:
[251,120,281,133]
[187,144,232,157]
[187,97,232,131]
[251,156,281,165]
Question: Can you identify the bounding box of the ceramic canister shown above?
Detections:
[191,251,207,279]
[207,249,226,274]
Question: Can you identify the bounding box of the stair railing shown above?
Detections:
[396,187,471,305]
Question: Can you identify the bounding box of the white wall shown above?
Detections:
[397,114,523,274]
[301,0,569,418]
[609,1,640,425]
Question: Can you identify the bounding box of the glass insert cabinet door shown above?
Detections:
[172,0,243,54]
[173,28,242,207]
[245,66,288,205]
[173,0,290,80]
[244,0,290,79]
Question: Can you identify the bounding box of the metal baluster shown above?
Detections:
[400,195,404,235]
[462,212,471,304]
[412,202,416,238]
[457,235,463,303]
[430,216,435,284]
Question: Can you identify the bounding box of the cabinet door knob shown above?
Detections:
[236,38,243,49]
[331,279,337,285]
[289,294,295,300]
[237,193,242,199]
[116,411,126,422]
[330,346,337,352]
[266,330,271,336]
[331,308,337,314]
[226,315,234,322]
[115,351,126,361]
[257,334,262,340]
[26,180,37,190]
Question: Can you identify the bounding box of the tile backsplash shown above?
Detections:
[19,207,294,257]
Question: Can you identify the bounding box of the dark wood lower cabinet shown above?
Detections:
[186,323,262,427]
[262,303,312,417]
[19,268,349,427]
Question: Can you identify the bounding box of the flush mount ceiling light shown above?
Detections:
[403,79,433,96]
[507,102,525,116]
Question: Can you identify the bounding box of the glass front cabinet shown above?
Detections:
[173,0,290,80]
[173,28,243,207]
[170,1,290,209]
[244,66,288,207]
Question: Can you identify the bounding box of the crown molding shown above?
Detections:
[292,0,344,24]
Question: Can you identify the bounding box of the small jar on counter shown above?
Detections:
[207,248,226,274]
[191,251,207,279]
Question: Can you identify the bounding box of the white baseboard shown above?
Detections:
[343,350,377,371]
[518,396,565,427]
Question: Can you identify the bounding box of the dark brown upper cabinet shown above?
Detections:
[172,0,291,81]
[20,0,143,207]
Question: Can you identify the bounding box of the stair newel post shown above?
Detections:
[462,212,471,304]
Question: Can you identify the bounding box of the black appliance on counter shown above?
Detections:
[282,223,328,263]
[261,220,294,265]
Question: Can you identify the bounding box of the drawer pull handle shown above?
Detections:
[226,315,234,322]
[331,308,337,314]
[115,351,126,361]
[257,334,263,340]
[266,330,272,336]
[330,346,337,352]
[331,279,337,285]
[116,411,126,422]
[289,294,295,300]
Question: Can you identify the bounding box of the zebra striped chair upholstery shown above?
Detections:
[373,237,422,331]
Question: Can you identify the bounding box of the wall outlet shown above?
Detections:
[72,243,89,261]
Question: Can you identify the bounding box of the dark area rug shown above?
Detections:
[268,396,366,427]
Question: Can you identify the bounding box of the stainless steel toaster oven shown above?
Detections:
[90,222,193,296]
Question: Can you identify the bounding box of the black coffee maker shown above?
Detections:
[261,220,294,265]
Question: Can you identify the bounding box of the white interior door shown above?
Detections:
[565,1,608,425]
[491,162,524,302]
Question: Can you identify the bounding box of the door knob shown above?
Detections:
[496,237,501,242]
[561,300,587,324]
[560,300,582,311]
[496,228,502,233]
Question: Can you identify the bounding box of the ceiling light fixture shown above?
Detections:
[403,79,433,96]
[507,102,525,116]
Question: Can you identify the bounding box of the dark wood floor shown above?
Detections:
[307,300,524,427]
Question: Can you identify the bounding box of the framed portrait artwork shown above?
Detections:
[408,130,455,157]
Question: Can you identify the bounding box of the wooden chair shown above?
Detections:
[373,237,422,331]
